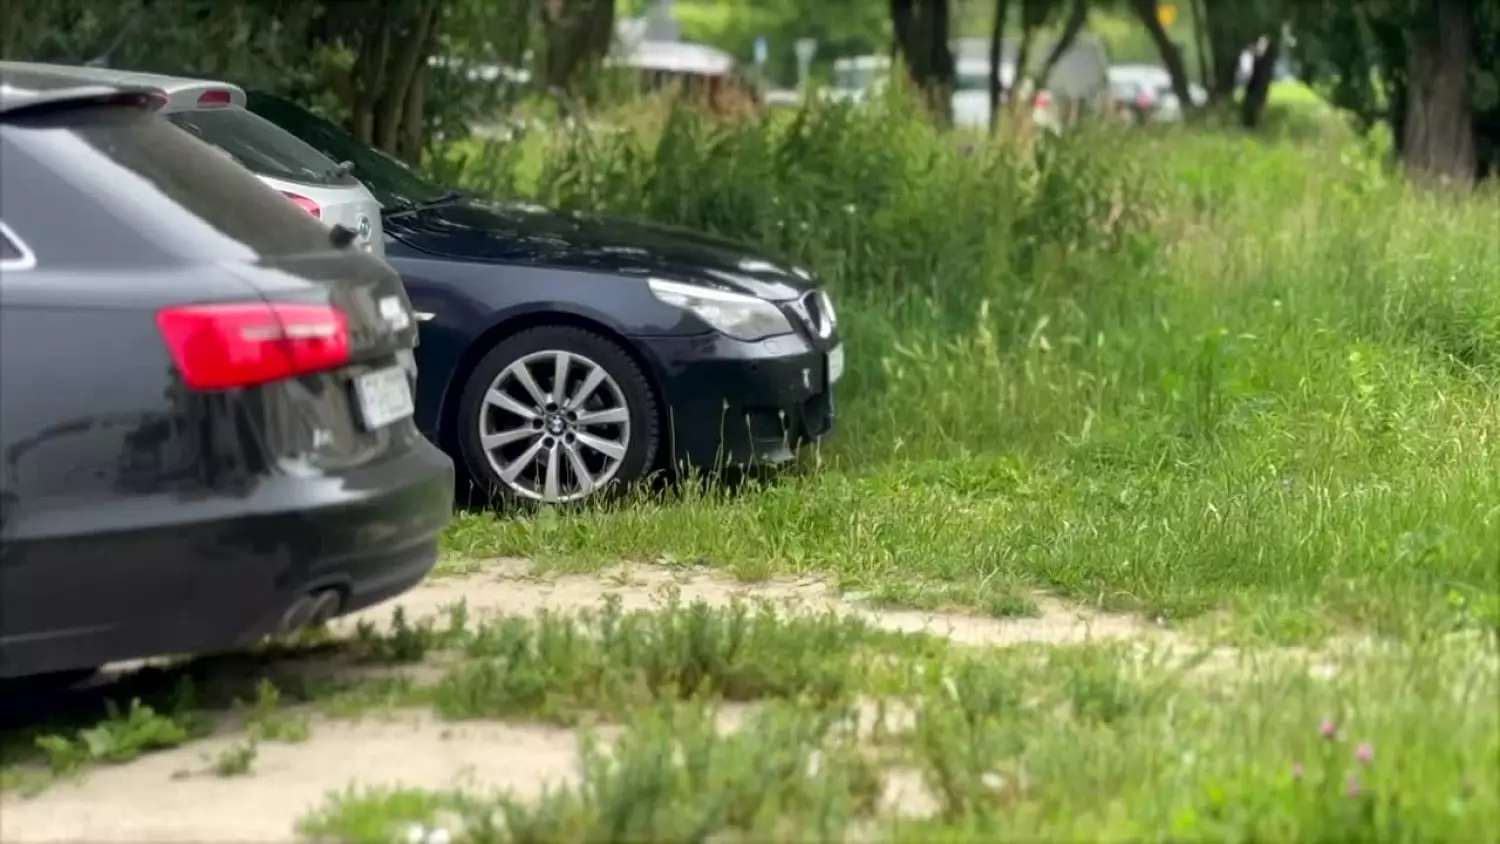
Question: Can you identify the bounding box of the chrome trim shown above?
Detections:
[789,290,833,339]
[413,311,437,322]
[0,221,37,272]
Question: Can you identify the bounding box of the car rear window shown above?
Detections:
[0,227,26,266]
[165,107,357,188]
[3,105,334,261]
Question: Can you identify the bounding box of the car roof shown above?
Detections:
[1109,64,1170,81]
[0,78,138,115]
[613,40,736,76]
[0,61,245,103]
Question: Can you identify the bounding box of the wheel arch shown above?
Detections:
[436,310,673,470]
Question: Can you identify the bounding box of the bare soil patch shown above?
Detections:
[341,558,1171,648]
[0,559,1168,842]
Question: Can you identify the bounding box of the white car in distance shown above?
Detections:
[0,61,386,258]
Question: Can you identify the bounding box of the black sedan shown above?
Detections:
[0,73,453,680]
[244,92,844,504]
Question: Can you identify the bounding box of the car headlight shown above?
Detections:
[648,278,794,342]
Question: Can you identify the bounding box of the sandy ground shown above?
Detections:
[0,559,1178,843]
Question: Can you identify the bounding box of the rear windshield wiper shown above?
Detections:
[382,190,471,220]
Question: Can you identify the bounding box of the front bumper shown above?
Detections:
[635,329,842,470]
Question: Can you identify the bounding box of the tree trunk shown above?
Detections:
[1198,0,1247,104]
[1189,0,1212,89]
[350,22,392,146]
[1401,0,1477,184]
[1009,27,1034,116]
[987,0,1011,134]
[891,0,957,125]
[1037,0,1088,89]
[541,0,616,96]
[1240,31,1279,128]
[1128,0,1194,111]
[373,1,441,157]
[399,18,441,166]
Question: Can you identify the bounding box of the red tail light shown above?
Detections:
[1136,91,1154,110]
[196,89,234,108]
[1034,91,1051,109]
[156,302,350,390]
[281,192,321,218]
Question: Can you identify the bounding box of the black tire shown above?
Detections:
[454,325,661,504]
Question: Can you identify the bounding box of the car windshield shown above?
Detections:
[164,107,356,188]
[243,92,448,211]
[954,71,990,92]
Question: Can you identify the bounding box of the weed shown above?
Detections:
[429,596,906,724]
[246,679,310,743]
[210,738,258,777]
[300,700,883,843]
[34,697,203,774]
[439,96,1499,645]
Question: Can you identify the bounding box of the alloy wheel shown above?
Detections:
[477,349,631,503]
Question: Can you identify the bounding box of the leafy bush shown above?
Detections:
[448,93,1500,636]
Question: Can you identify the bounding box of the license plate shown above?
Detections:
[354,365,414,430]
[827,344,845,385]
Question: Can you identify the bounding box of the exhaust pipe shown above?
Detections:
[275,589,344,637]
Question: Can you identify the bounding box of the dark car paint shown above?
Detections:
[243,91,840,474]
[389,240,838,467]
[0,91,453,678]
[385,199,812,301]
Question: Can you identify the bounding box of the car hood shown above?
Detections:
[386,199,815,301]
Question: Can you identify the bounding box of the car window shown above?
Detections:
[165,107,357,188]
[0,223,29,268]
[954,71,990,92]
[5,105,334,261]
[244,93,445,209]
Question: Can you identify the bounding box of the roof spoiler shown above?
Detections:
[0,84,162,119]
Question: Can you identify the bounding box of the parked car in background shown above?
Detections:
[1107,64,1207,124]
[611,39,762,114]
[0,72,454,682]
[0,61,387,257]
[827,53,1057,131]
[244,91,843,505]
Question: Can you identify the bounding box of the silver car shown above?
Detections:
[0,61,385,258]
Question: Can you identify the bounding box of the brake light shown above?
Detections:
[1136,91,1154,110]
[281,192,321,218]
[1034,91,1051,110]
[156,302,350,390]
[196,89,233,108]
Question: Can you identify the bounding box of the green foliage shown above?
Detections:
[296,631,1500,841]
[450,93,1500,639]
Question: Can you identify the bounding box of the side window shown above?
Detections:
[0,222,35,270]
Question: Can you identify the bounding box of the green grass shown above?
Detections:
[298,620,1499,842]
[440,96,1500,647]
[4,595,1495,840]
[5,93,1498,843]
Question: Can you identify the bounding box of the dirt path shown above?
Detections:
[0,559,1175,843]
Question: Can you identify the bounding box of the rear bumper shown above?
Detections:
[634,331,841,470]
[0,437,454,679]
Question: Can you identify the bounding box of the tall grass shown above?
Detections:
[445,97,1500,642]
